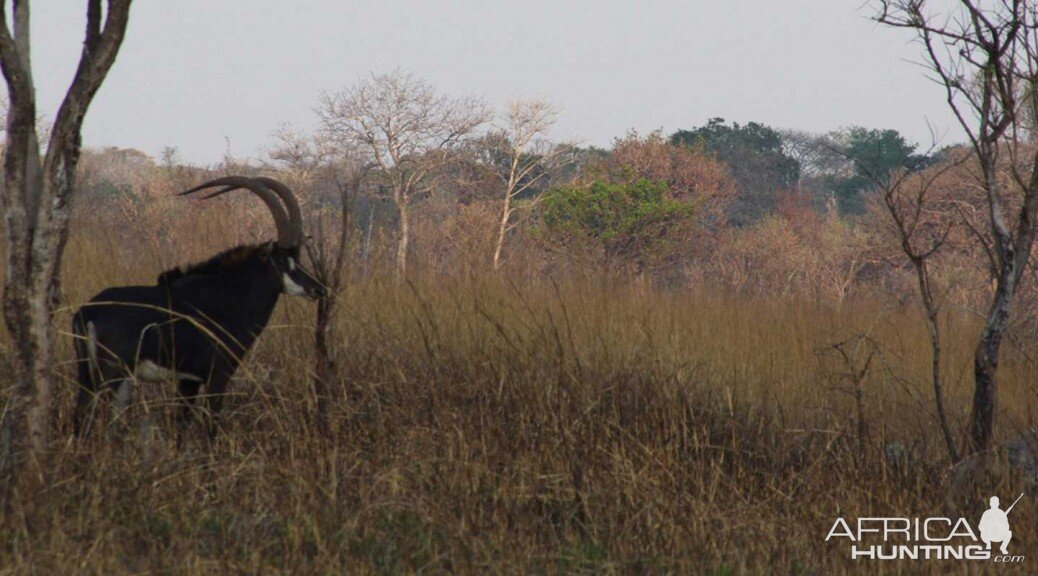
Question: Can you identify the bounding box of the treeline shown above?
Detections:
[71,71,1034,330]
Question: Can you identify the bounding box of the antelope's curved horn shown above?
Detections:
[180,176,295,247]
[199,184,238,198]
[252,176,302,245]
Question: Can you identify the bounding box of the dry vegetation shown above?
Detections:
[1,188,1036,574]
[4,2,1038,573]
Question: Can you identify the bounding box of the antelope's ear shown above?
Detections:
[259,241,275,259]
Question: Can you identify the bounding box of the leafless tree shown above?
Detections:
[823,335,881,465]
[877,0,1038,453]
[481,99,568,270]
[779,129,848,182]
[267,128,362,433]
[267,126,336,182]
[866,153,970,465]
[317,70,490,280]
[305,169,359,433]
[0,1,132,479]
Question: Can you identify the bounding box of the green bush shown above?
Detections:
[538,179,695,266]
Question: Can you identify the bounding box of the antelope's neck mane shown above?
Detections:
[157,243,267,285]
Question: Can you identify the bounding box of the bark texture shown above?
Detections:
[0,0,132,480]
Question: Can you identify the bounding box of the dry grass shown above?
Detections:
[1,212,1037,575]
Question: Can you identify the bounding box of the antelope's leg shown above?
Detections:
[176,378,204,427]
[73,384,98,437]
[110,379,134,422]
[205,375,231,440]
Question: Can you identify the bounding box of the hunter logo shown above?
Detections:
[825,494,1025,563]
[979,494,1022,556]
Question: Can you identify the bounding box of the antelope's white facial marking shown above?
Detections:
[282,271,307,296]
[136,360,203,383]
[288,257,297,271]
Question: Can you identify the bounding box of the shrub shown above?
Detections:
[537,179,695,272]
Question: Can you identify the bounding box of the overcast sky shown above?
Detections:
[30,1,962,165]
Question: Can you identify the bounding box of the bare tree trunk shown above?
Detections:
[308,170,356,435]
[3,283,55,474]
[362,204,374,270]
[312,296,335,432]
[971,335,1000,453]
[492,201,510,270]
[395,199,409,281]
[0,0,133,483]
[967,147,1037,452]
[916,262,960,464]
[970,247,1018,452]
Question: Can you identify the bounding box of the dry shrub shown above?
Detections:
[408,196,499,275]
[709,210,875,302]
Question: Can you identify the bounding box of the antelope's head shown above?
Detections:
[268,242,325,300]
[181,176,327,301]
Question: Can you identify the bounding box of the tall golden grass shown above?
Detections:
[1,200,1036,574]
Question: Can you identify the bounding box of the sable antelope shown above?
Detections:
[71,176,326,437]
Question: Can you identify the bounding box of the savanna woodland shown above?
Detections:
[2,1,1038,574]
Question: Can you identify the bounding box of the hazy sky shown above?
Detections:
[30,1,962,165]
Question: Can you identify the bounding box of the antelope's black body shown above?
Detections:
[71,177,324,437]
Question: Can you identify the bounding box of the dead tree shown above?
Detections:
[317,70,490,280]
[866,154,968,465]
[483,99,565,270]
[824,124,967,464]
[305,169,359,433]
[268,128,362,432]
[877,0,1038,453]
[0,1,132,477]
